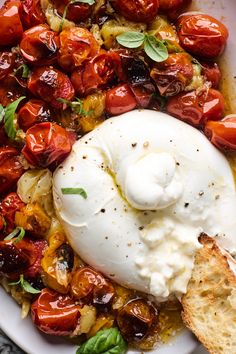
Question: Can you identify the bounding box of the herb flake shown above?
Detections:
[4,227,25,243]
[9,275,41,294]
[61,188,87,199]
[4,96,26,140]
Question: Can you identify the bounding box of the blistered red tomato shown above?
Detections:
[205,116,236,151]
[0,1,23,47]
[22,122,75,168]
[105,84,137,116]
[177,14,229,58]
[52,0,93,23]
[71,51,120,96]
[0,192,25,234]
[71,267,115,307]
[159,0,191,19]
[58,28,100,72]
[0,52,15,81]
[0,147,24,196]
[0,76,27,106]
[112,0,159,22]
[28,66,74,109]
[20,25,59,65]
[166,88,225,127]
[31,288,81,336]
[151,53,194,97]
[200,61,221,89]
[20,0,46,29]
[18,99,52,132]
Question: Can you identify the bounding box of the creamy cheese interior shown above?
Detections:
[53,110,236,302]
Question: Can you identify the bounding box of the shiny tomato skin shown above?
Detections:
[177,14,229,58]
[200,61,221,89]
[20,25,59,65]
[0,75,27,106]
[52,0,93,23]
[0,192,25,234]
[0,1,23,47]
[71,51,120,96]
[105,84,137,116]
[58,28,100,72]
[24,239,47,279]
[0,147,24,196]
[18,99,52,132]
[0,52,15,81]
[159,0,191,19]
[28,66,74,109]
[22,122,74,168]
[20,0,46,29]
[130,85,155,108]
[112,0,159,22]
[205,116,236,151]
[31,288,81,336]
[166,89,225,127]
[150,52,194,97]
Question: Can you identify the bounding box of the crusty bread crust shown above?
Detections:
[182,235,236,354]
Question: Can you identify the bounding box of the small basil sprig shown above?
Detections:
[76,328,127,354]
[117,31,169,63]
[61,187,87,199]
[3,96,26,139]
[9,274,41,294]
[4,227,25,244]
[57,97,92,117]
[59,0,95,32]
[14,64,30,79]
[0,105,4,123]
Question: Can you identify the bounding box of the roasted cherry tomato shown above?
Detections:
[0,1,23,47]
[118,52,151,85]
[22,122,74,168]
[0,238,46,279]
[20,25,59,65]
[159,0,191,19]
[71,51,119,96]
[31,288,81,336]
[117,299,158,343]
[0,192,25,234]
[28,66,74,109]
[0,147,24,196]
[112,0,159,22]
[52,0,93,23]
[18,99,52,132]
[0,75,27,106]
[105,84,137,116]
[71,267,115,307]
[166,88,225,127]
[205,116,236,151]
[20,0,46,29]
[177,14,229,58]
[58,28,100,72]
[200,61,221,89]
[150,53,194,96]
[0,52,15,81]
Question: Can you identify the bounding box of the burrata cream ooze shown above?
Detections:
[53,110,236,301]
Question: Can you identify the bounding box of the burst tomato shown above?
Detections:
[177,14,229,58]
[0,192,25,234]
[22,122,75,168]
[105,84,137,116]
[200,61,221,89]
[28,66,74,109]
[20,0,46,29]
[111,0,159,22]
[71,51,120,96]
[0,147,24,196]
[31,288,81,336]
[150,52,194,96]
[0,75,27,106]
[52,0,93,23]
[71,267,115,307]
[20,25,59,65]
[18,99,52,132]
[205,116,236,151]
[58,27,100,72]
[0,1,23,47]
[166,88,225,127]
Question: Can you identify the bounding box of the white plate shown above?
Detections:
[0,0,235,353]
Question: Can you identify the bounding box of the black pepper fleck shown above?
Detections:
[139,226,144,231]
[132,143,137,148]
[184,203,189,208]
[101,209,106,213]
[199,191,204,196]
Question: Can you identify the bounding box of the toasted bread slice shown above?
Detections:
[181,235,236,354]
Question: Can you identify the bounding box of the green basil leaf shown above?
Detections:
[0,105,5,124]
[71,0,95,4]
[116,31,145,49]
[14,64,30,79]
[57,97,92,117]
[61,188,87,199]
[8,278,21,286]
[144,35,168,62]
[4,96,26,139]
[4,227,25,243]
[21,276,41,294]
[77,328,127,354]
